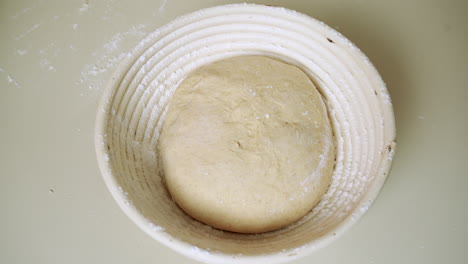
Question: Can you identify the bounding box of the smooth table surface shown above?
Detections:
[1,0,467,263]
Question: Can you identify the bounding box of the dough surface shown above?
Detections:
[159,55,334,233]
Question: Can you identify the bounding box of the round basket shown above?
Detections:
[95,4,396,264]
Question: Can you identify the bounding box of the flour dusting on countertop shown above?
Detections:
[79,3,89,14]
[17,49,28,56]
[14,23,41,40]
[11,6,33,19]
[1,67,21,88]
[79,24,148,96]
[6,74,22,88]
[159,0,168,12]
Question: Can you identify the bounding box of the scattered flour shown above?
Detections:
[40,58,56,72]
[15,23,40,40]
[159,0,168,12]
[118,186,132,205]
[191,246,211,257]
[148,222,165,232]
[37,42,61,72]
[11,7,33,19]
[17,49,27,56]
[5,74,21,88]
[69,44,77,52]
[101,0,119,21]
[78,24,148,96]
[79,3,89,14]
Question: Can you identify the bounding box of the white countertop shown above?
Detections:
[1,0,467,263]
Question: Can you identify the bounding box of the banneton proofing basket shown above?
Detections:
[95,4,396,264]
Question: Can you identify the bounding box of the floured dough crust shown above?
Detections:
[159,55,334,233]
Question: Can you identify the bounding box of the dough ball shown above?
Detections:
[159,55,334,233]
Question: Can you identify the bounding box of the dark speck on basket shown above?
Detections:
[327,38,334,43]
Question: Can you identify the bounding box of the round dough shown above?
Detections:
[159,55,334,233]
